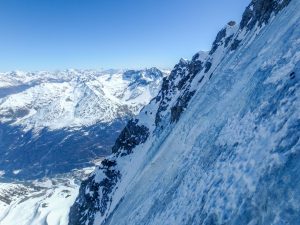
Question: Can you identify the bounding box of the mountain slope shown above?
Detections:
[0,68,166,179]
[69,0,300,224]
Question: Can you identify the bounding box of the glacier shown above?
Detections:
[69,0,300,224]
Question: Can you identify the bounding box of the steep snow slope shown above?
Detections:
[0,68,166,179]
[69,0,300,224]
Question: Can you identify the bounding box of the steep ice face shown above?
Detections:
[69,0,300,225]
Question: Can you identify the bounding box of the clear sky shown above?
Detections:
[0,0,250,71]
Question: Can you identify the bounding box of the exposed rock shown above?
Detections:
[69,159,120,225]
[209,28,227,55]
[227,21,236,26]
[240,0,291,30]
[112,119,149,156]
[231,39,242,51]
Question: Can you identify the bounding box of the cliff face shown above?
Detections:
[69,0,300,224]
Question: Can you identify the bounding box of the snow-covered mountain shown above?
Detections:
[0,68,165,130]
[69,0,300,225]
[0,68,167,179]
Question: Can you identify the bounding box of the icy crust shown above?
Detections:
[69,0,297,224]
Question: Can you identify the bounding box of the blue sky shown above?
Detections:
[0,0,249,71]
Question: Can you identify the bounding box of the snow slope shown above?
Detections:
[69,0,300,224]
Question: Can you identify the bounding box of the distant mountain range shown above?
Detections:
[0,68,168,179]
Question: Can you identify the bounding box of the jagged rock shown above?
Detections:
[69,159,120,225]
[227,21,236,26]
[170,90,196,123]
[240,0,291,30]
[155,53,206,126]
[112,119,149,156]
[209,28,227,55]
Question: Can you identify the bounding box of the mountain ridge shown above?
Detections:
[69,0,300,224]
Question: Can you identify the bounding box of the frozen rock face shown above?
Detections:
[0,68,166,179]
[70,0,299,224]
